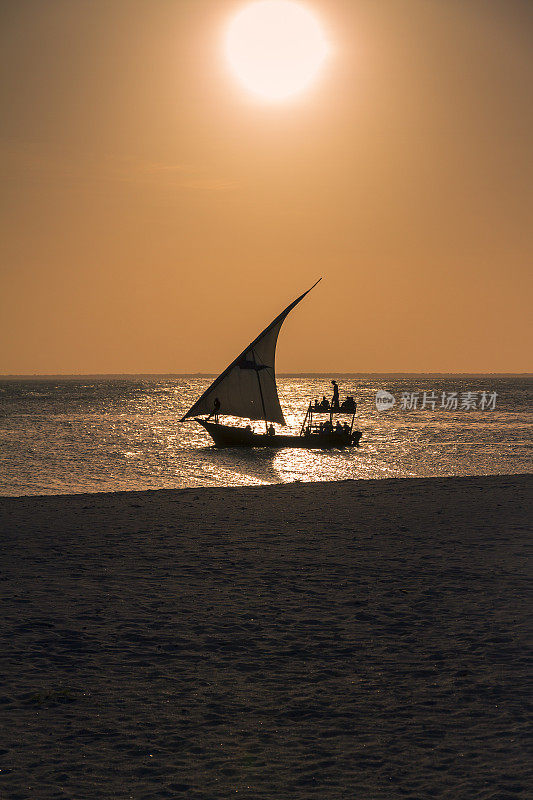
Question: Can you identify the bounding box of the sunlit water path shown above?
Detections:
[0,376,531,495]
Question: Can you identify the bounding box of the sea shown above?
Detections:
[0,375,531,496]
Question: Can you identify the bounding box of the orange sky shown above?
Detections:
[1,0,532,374]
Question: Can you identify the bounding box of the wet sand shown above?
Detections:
[1,475,531,799]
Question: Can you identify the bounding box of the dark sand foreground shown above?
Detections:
[1,476,531,799]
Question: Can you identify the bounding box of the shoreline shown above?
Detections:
[2,471,532,502]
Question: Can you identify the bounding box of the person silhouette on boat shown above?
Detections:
[207,396,221,422]
[331,380,340,410]
[267,424,275,436]
[340,396,356,412]
[320,395,330,411]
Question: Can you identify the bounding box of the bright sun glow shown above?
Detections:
[225,1,330,102]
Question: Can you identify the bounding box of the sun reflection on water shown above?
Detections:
[0,375,530,495]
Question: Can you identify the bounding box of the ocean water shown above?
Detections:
[0,375,531,496]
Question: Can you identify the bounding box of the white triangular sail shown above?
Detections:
[181,280,321,425]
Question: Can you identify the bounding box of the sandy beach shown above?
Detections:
[1,475,531,799]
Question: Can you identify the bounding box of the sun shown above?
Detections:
[225,1,330,102]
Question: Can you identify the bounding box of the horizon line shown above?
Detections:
[1,372,532,379]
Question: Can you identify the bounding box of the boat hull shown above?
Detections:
[197,419,362,449]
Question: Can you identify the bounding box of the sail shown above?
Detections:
[181,279,321,425]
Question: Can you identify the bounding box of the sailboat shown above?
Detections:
[181,280,362,449]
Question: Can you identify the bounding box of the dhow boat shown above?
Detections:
[181,280,362,449]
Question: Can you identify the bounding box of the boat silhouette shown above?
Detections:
[181,280,362,449]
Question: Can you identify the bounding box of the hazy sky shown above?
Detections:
[1,0,532,374]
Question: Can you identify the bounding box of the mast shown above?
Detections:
[252,347,269,433]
